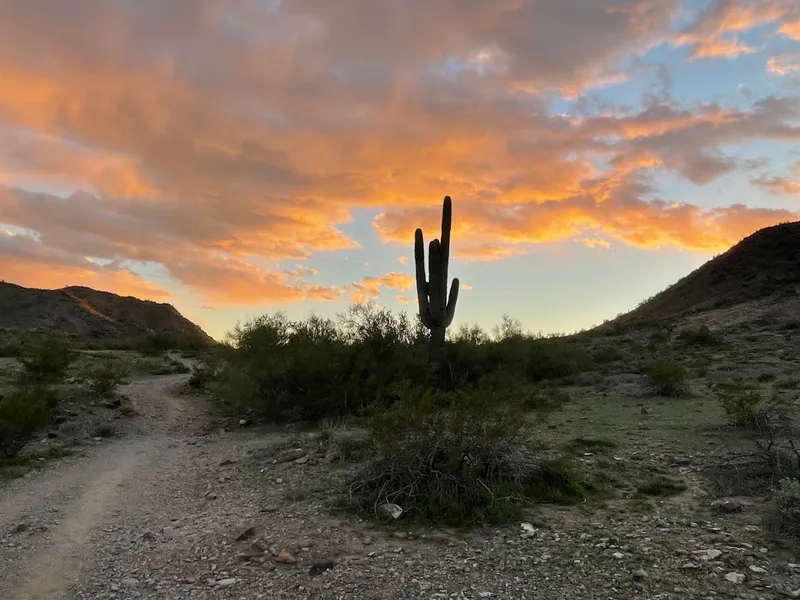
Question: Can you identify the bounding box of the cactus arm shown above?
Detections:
[439,196,452,312]
[444,277,459,328]
[414,228,433,328]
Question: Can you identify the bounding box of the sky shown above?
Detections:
[0,0,799,341]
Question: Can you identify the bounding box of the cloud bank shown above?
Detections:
[0,0,798,308]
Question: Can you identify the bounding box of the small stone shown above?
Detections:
[633,569,648,579]
[748,565,767,574]
[724,572,745,584]
[277,551,296,564]
[121,578,140,587]
[612,552,625,559]
[216,578,238,587]
[697,549,723,561]
[295,455,309,464]
[711,499,745,514]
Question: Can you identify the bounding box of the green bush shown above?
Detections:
[676,324,721,347]
[79,361,130,398]
[642,361,687,397]
[765,477,800,548]
[0,386,58,459]
[218,304,595,424]
[345,383,588,525]
[17,338,76,385]
[219,307,429,422]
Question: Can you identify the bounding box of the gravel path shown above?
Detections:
[2,372,800,599]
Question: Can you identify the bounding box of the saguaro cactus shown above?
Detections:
[414,195,460,368]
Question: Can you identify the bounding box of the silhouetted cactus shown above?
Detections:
[414,196,459,369]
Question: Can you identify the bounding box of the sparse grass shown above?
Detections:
[0,446,72,480]
[636,474,688,497]
[564,437,618,455]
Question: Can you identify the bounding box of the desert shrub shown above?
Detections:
[648,329,670,347]
[79,361,130,398]
[92,423,115,438]
[764,477,800,548]
[134,332,177,356]
[319,417,369,462]
[220,306,428,423]
[0,386,58,459]
[219,303,594,424]
[17,338,77,385]
[345,383,588,525]
[187,355,225,390]
[445,334,594,388]
[676,324,721,347]
[642,361,687,396]
[719,386,793,429]
[593,346,624,363]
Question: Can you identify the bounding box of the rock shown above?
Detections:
[104,398,122,409]
[260,504,279,513]
[724,572,745,584]
[633,569,648,579]
[9,523,29,535]
[748,565,767,574]
[218,459,237,467]
[277,551,296,564]
[238,419,251,427]
[276,448,306,463]
[234,526,256,542]
[308,560,336,576]
[294,455,309,465]
[612,552,625,559]
[121,578,140,587]
[696,549,723,561]
[216,578,239,587]
[711,498,745,514]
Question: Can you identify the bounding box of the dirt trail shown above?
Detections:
[0,369,212,600]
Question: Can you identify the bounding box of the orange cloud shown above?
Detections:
[768,52,800,76]
[0,0,797,311]
[751,175,800,196]
[0,230,170,300]
[397,295,410,305]
[674,0,790,59]
[581,237,613,249]
[345,272,414,304]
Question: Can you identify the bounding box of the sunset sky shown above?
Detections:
[1,0,799,341]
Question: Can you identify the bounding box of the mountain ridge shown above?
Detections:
[596,220,800,332]
[0,281,213,343]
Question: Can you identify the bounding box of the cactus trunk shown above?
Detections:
[414,196,459,373]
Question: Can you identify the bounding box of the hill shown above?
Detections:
[599,220,800,331]
[0,281,214,343]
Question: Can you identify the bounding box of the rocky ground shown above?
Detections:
[1,368,800,600]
